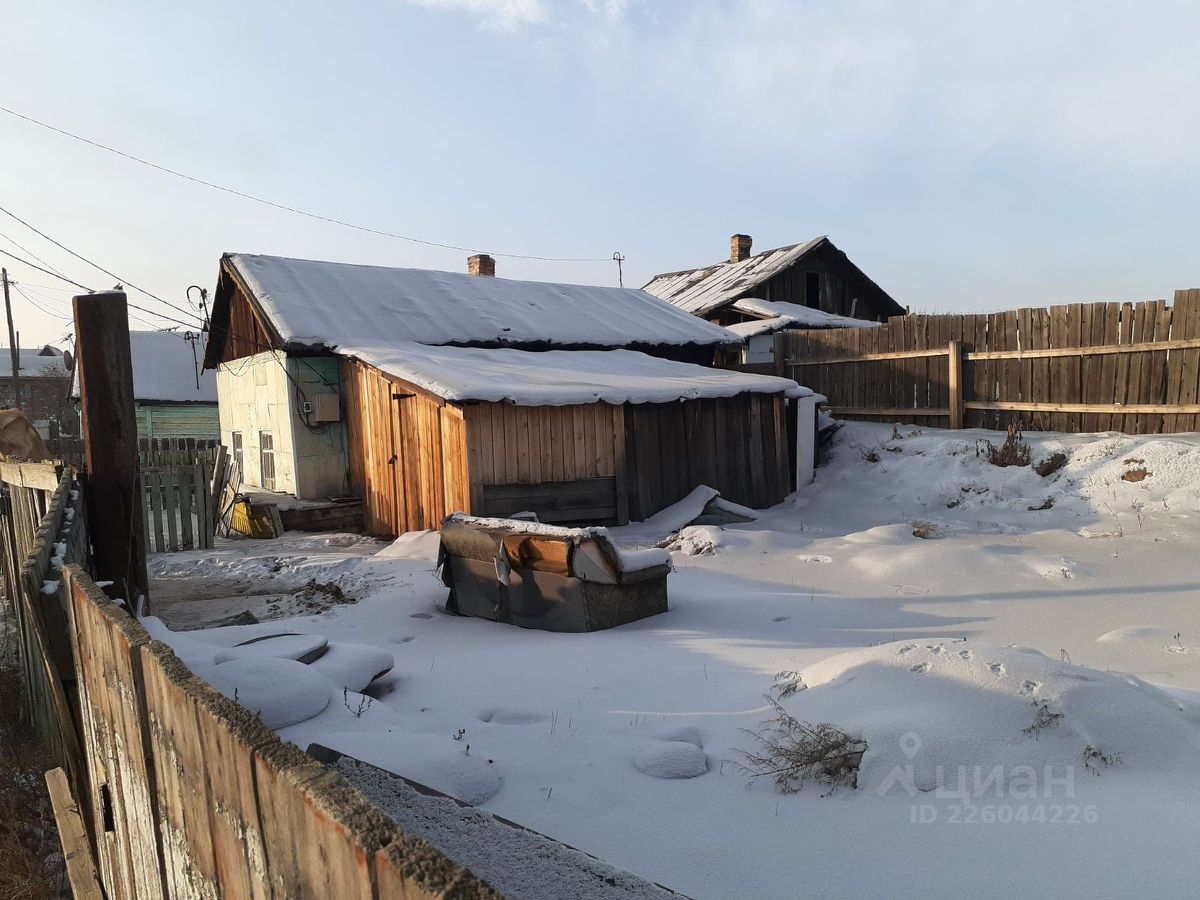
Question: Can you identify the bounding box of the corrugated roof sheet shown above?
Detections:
[228,254,737,351]
[642,237,828,317]
[725,298,881,336]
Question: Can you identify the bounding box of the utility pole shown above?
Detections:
[73,290,148,611]
[2,268,20,410]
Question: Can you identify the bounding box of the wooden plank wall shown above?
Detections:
[464,402,623,524]
[623,394,790,521]
[781,292,1200,434]
[141,461,214,553]
[342,359,471,537]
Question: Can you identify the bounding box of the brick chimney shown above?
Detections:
[730,234,752,263]
[467,254,495,277]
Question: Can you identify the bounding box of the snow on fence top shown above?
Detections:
[228,253,739,351]
[340,343,811,406]
[725,297,882,337]
[70,330,216,402]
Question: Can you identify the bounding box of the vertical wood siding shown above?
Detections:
[622,394,790,521]
[341,359,471,536]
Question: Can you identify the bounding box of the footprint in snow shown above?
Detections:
[410,612,433,620]
[390,636,415,644]
[771,616,789,623]
[910,662,930,674]
[897,644,918,655]
[958,649,972,660]
[797,554,832,564]
[925,643,946,655]
[989,663,1006,676]
[1019,679,1040,696]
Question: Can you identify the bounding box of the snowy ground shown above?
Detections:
[146,423,1200,899]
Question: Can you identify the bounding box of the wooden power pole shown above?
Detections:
[73,290,148,610]
[2,268,20,410]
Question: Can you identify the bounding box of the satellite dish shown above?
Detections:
[63,350,74,371]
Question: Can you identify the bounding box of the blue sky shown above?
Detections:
[2,0,1198,346]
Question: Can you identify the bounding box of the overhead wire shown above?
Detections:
[0,203,204,325]
[0,104,615,263]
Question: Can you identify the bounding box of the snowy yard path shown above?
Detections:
[147,424,1200,899]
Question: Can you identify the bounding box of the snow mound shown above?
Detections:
[307,642,395,692]
[634,741,708,779]
[786,642,1200,790]
[319,732,503,805]
[662,525,723,556]
[214,633,328,664]
[207,657,331,729]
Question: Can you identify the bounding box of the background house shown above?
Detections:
[0,344,75,438]
[203,252,813,536]
[71,330,218,441]
[644,234,903,365]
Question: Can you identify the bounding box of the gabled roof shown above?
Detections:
[215,253,738,357]
[0,347,66,379]
[71,331,216,403]
[643,237,829,317]
[724,298,881,338]
[339,343,809,406]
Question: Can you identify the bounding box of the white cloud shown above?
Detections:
[402,0,548,30]
[644,0,1200,167]
[402,0,630,30]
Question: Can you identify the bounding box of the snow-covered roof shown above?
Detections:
[643,237,829,317]
[0,347,66,378]
[226,253,737,351]
[70,330,216,402]
[726,298,882,337]
[339,343,811,406]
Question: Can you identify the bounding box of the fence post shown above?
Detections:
[947,340,964,429]
[73,291,149,611]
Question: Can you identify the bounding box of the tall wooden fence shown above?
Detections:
[141,462,216,552]
[781,289,1200,433]
[0,463,498,898]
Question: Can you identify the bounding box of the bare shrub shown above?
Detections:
[982,423,1032,468]
[735,698,867,794]
[1082,744,1122,773]
[770,671,806,700]
[1122,467,1151,483]
[1034,452,1068,477]
[910,520,942,539]
[1022,699,1064,738]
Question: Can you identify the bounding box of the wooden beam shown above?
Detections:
[73,290,149,609]
[786,347,951,365]
[832,407,952,417]
[0,460,62,491]
[947,340,963,429]
[45,768,105,900]
[964,400,1200,414]
[966,336,1200,361]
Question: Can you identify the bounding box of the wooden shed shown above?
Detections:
[339,344,806,536]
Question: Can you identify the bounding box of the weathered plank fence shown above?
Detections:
[1,462,498,898]
[45,437,221,471]
[141,462,215,552]
[781,289,1200,433]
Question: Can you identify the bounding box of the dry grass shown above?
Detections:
[735,698,867,794]
[1034,452,1068,477]
[0,667,66,898]
[1122,467,1151,483]
[983,423,1032,468]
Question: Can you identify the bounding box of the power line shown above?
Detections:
[0,228,71,280]
[12,283,71,322]
[0,203,203,325]
[0,247,92,291]
[0,104,614,263]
